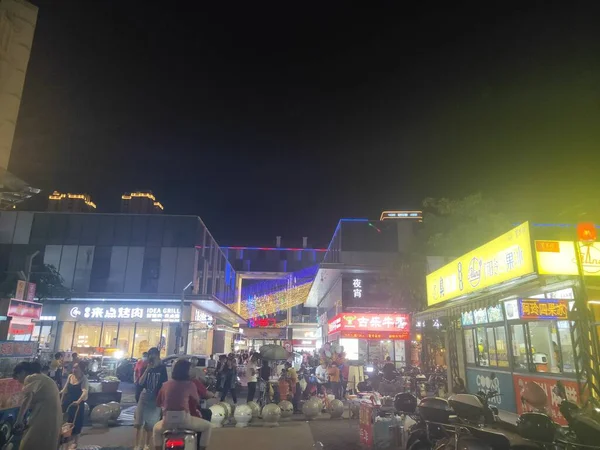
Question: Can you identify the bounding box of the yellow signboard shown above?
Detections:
[426,222,534,307]
[535,240,600,276]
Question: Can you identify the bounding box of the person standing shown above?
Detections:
[207,354,217,369]
[315,362,328,393]
[49,352,64,390]
[60,361,89,450]
[134,347,167,450]
[134,352,149,403]
[219,356,238,404]
[13,361,62,450]
[328,363,341,400]
[245,354,258,403]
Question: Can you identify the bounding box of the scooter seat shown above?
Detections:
[163,429,196,436]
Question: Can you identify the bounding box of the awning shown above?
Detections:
[191,297,247,326]
[415,274,541,321]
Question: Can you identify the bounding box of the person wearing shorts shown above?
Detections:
[134,348,167,450]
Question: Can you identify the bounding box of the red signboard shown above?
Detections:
[359,402,374,448]
[247,317,278,328]
[328,313,410,339]
[7,299,42,320]
[513,374,581,426]
[340,330,410,340]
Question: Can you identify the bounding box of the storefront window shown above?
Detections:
[73,322,102,348]
[493,326,509,368]
[475,327,489,366]
[464,329,476,364]
[134,324,162,358]
[486,328,497,367]
[557,321,576,373]
[32,325,53,349]
[528,321,561,374]
[511,324,528,370]
[188,326,209,355]
[59,322,75,351]
[101,323,118,348]
[117,324,135,357]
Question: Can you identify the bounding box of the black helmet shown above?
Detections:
[394,392,418,414]
[516,412,556,443]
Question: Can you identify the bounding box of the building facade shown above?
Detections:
[0,211,244,358]
[305,217,422,363]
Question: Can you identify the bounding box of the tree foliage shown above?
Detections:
[0,264,71,301]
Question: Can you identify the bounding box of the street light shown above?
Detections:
[176,281,193,354]
[21,250,39,301]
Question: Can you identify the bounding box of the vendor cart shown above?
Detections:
[358,394,402,449]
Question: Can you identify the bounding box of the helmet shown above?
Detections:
[394,392,417,414]
[516,412,556,443]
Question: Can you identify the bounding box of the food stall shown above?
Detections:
[416,222,599,425]
[0,341,38,426]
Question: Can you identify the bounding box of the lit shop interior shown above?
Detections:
[326,313,411,365]
[51,303,190,359]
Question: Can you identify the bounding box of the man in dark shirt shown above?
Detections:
[382,356,396,380]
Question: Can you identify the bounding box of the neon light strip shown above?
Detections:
[517,223,600,228]
[223,246,327,251]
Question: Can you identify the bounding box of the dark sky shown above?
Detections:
[9,1,600,246]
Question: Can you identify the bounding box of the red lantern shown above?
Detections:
[577,222,597,242]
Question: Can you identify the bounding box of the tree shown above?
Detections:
[0,264,71,301]
[421,193,513,258]
[389,193,512,313]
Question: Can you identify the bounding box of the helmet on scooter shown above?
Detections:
[394,392,417,414]
[516,412,556,443]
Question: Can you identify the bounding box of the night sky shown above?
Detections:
[9,1,600,246]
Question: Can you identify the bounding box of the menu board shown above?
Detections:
[473,308,488,324]
[461,311,474,326]
[487,305,504,322]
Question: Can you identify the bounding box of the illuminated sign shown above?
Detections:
[535,240,600,276]
[353,278,363,298]
[247,318,277,328]
[518,298,569,320]
[380,210,423,221]
[7,299,42,320]
[426,222,534,307]
[292,339,316,346]
[328,313,410,340]
[67,305,180,322]
[340,330,410,340]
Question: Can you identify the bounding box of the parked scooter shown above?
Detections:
[553,380,600,446]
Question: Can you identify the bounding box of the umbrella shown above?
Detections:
[259,344,290,361]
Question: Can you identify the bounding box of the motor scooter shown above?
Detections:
[162,412,203,450]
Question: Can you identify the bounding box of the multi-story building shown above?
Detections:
[0,211,244,357]
[47,192,97,212]
[305,215,423,364]
[121,191,164,214]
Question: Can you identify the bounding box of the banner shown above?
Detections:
[513,374,580,426]
[0,378,24,411]
[359,402,373,448]
[8,299,41,320]
[0,340,38,358]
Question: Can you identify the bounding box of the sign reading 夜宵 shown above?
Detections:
[535,240,600,276]
[426,222,534,307]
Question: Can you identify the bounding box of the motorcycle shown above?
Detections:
[553,380,600,447]
[161,412,203,450]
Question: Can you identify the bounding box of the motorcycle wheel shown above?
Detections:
[408,440,431,450]
[0,421,12,446]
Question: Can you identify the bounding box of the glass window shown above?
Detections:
[528,321,561,374]
[494,326,510,368]
[90,247,112,292]
[464,329,476,364]
[557,321,576,373]
[73,322,102,348]
[134,324,162,358]
[486,328,497,366]
[511,324,529,370]
[141,247,160,293]
[117,324,135,357]
[101,323,119,348]
[59,322,75,351]
[475,327,489,366]
[188,326,210,355]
